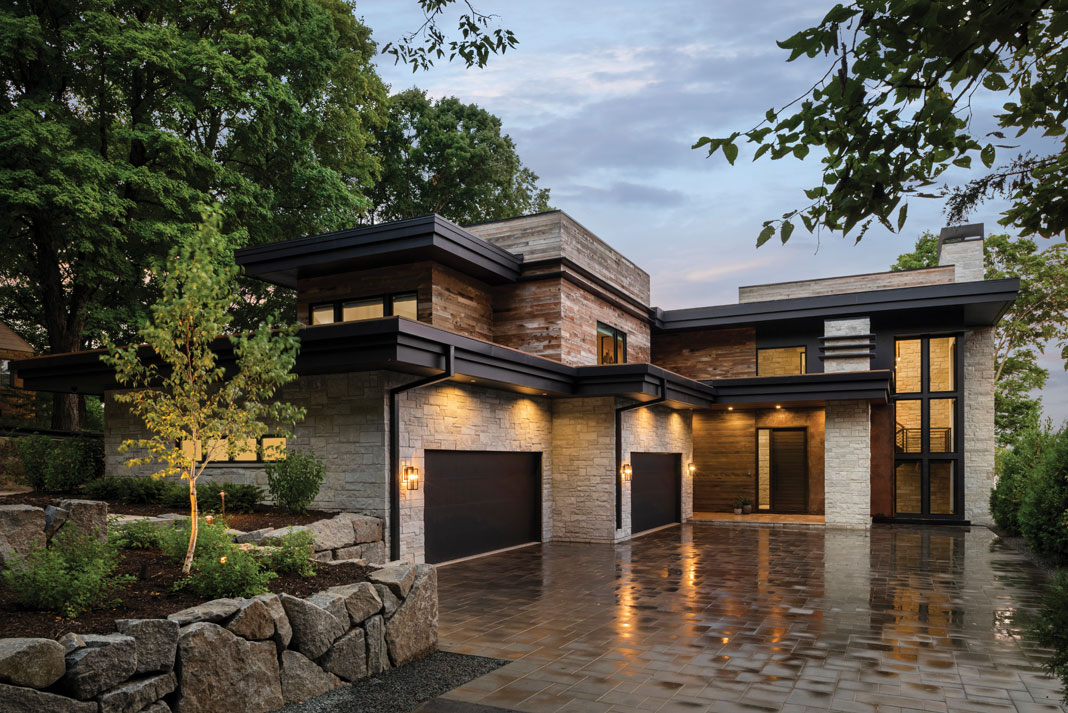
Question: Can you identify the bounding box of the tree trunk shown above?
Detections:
[51,392,85,432]
[183,479,198,574]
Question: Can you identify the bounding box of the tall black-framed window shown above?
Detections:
[892,335,963,519]
[597,322,627,365]
[310,292,418,326]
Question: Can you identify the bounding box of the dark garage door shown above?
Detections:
[631,452,681,534]
[424,450,541,564]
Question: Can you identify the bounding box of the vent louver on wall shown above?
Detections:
[817,333,876,361]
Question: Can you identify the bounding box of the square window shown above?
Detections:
[311,304,335,325]
[757,346,806,376]
[391,293,418,320]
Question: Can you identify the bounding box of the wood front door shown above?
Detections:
[770,429,807,513]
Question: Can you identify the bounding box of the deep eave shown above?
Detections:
[11,318,716,409]
[653,278,1020,331]
[706,370,893,405]
[234,214,523,288]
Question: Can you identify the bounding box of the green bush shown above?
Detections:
[1,526,133,617]
[1018,425,1068,565]
[84,476,177,504]
[160,517,275,598]
[108,518,165,550]
[1034,571,1068,705]
[197,481,263,514]
[260,528,317,577]
[13,435,103,493]
[991,426,1052,536]
[265,451,324,513]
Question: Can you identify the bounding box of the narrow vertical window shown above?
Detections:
[597,323,627,365]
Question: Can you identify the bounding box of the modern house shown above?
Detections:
[14,212,1018,564]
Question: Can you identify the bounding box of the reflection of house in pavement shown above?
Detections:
[15,214,1017,564]
[0,323,35,424]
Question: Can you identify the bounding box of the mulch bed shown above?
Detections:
[0,492,330,531]
[0,549,372,640]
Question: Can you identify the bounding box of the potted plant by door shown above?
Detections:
[741,497,753,515]
[733,497,745,515]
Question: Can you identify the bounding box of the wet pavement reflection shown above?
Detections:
[435,524,1065,713]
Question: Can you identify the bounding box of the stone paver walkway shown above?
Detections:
[434,524,1065,713]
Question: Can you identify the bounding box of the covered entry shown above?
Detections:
[631,452,682,533]
[424,450,541,564]
[760,428,808,513]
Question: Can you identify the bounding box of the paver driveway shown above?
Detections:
[433,524,1066,713]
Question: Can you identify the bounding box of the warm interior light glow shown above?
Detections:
[688,462,696,475]
[727,406,733,411]
[775,404,782,409]
[621,463,632,481]
[404,465,420,490]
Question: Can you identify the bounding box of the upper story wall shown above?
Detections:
[466,211,651,307]
[739,265,956,303]
[651,328,755,380]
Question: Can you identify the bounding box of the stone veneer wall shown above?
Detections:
[619,404,693,535]
[650,327,756,380]
[550,397,617,543]
[823,317,872,373]
[394,380,553,563]
[105,373,390,517]
[939,239,985,282]
[739,265,956,303]
[824,400,871,527]
[964,327,996,525]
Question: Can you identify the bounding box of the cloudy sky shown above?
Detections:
[359,0,1067,423]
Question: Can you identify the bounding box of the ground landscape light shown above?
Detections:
[621,463,632,482]
[404,465,420,490]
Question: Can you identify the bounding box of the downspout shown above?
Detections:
[614,376,668,529]
[389,345,455,561]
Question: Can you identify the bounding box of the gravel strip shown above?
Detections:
[277,651,510,713]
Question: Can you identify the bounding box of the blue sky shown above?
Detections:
[359,0,1068,424]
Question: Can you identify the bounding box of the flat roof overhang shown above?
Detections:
[234,214,523,288]
[706,370,892,405]
[654,278,1020,331]
[12,318,716,409]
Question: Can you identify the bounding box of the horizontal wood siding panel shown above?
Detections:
[430,264,494,342]
[651,328,756,380]
[492,279,564,362]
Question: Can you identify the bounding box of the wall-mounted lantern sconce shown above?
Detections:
[688,462,696,476]
[404,465,420,490]
[621,463,632,482]
[775,404,782,410]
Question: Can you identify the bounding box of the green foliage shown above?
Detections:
[369,89,551,225]
[695,1,1068,243]
[1034,571,1068,705]
[0,0,387,430]
[266,451,325,513]
[382,1,518,71]
[197,482,264,514]
[108,518,165,550]
[102,210,304,571]
[892,233,1068,448]
[160,517,275,598]
[1018,425,1068,565]
[13,435,102,493]
[83,476,179,505]
[1,526,133,617]
[261,528,317,578]
[990,426,1052,536]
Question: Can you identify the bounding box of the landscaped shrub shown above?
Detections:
[84,476,176,504]
[1018,425,1068,565]
[197,481,263,514]
[1,525,133,617]
[159,517,275,597]
[1034,571,1068,705]
[108,517,165,550]
[13,435,102,493]
[265,451,324,513]
[260,528,317,577]
[991,426,1052,536]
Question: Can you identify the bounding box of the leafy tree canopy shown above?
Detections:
[368,88,551,225]
[892,232,1068,445]
[382,0,518,71]
[103,208,303,573]
[696,0,1068,245]
[0,0,387,428]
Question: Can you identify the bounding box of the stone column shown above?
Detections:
[825,400,872,527]
[964,327,996,525]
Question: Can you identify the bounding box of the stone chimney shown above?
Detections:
[937,223,986,283]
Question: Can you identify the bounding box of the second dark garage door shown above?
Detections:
[631,452,682,533]
[424,450,542,564]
